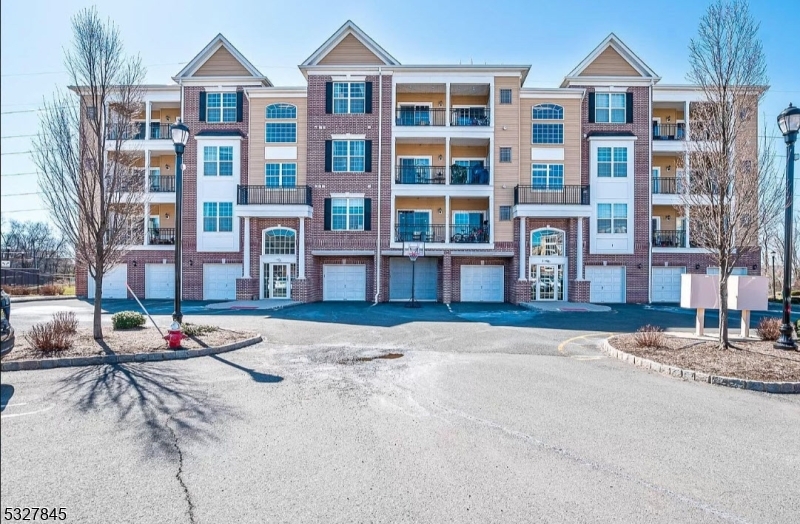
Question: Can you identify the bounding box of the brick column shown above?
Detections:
[443,252,452,304]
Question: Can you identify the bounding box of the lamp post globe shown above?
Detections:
[171,118,190,324]
[774,104,799,350]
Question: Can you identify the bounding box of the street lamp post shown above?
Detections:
[774,103,799,350]
[771,251,777,301]
[170,118,190,324]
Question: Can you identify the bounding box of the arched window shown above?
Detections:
[531,228,565,256]
[532,103,564,120]
[266,103,297,119]
[263,228,296,255]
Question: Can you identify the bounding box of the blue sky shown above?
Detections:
[1,0,797,224]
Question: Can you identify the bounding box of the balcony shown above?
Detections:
[106,122,171,141]
[395,108,447,127]
[450,107,490,127]
[237,185,312,206]
[653,123,685,141]
[450,164,490,185]
[149,174,175,193]
[514,185,590,205]
[395,165,447,184]
[450,224,490,244]
[651,177,682,195]
[652,230,686,248]
[394,224,447,243]
[148,227,175,245]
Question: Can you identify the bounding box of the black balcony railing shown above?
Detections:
[149,174,175,192]
[514,185,590,205]
[148,123,171,139]
[450,107,490,126]
[652,230,686,248]
[237,185,312,205]
[450,224,490,243]
[450,164,490,185]
[653,122,686,140]
[394,108,447,126]
[395,165,447,184]
[394,224,447,243]
[106,122,173,140]
[148,227,175,245]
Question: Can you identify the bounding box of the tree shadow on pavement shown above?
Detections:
[55,362,238,457]
[209,354,283,383]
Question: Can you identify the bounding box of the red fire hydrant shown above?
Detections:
[164,321,187,349]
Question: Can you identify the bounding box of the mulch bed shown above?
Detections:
[4,325,255,362]
[610,334,800,382]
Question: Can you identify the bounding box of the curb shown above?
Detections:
[600,339,800,394]
[0,335,263,372]
[9,295,77,304]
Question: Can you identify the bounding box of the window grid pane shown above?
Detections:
[203,202,218,232]
[266,123,296,143]
[500,89,512,105]
[265,163,281,187]
[596,93,626,123]
[266,103,297,119]
[206,94,221,123]
[499,147,512,163]
[281,163,297,186]
[218,202,233,232]
[264,229,296,255]
[532,123,563,144]
[532,103,564,120]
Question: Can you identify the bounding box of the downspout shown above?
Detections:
[374,66,383,304]
[648,79,654,304]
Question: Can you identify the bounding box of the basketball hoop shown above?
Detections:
[403,242,425,262]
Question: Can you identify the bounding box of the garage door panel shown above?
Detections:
[87,265,127,299]
[145,264,175,299]
[389,258,437,301]
[203,264,242,301]
[323,265,366,301]
[652,267,684,302]
[586,266,625,303]
[460,265,504,302]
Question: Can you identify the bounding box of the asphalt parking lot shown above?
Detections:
[2,299,799,523]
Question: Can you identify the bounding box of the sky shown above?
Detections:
[1,0,798,226]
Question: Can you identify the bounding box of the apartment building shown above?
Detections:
[75,22,761,304]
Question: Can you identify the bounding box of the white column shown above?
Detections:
[143,202,150,245]
[576,217,584,280]
[145,101,152,140]
[445,83,451,126]
[144,149,151,191]
[243,217,251,278]
[488,136,494,185]
[445,196,451,243]
[298,218,306,279]
[684,205,690,248]
[518,218,526,280]
[445,136,451,184]
[684,100,690,140]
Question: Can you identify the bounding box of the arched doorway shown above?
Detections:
[529,228,566,301]
[261,227,296,299]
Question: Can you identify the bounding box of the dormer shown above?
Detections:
[173,34,272,87]
[561,33,659,87]
[299,20,399,75]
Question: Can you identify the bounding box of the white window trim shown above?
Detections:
[202,145,235,177]
[529,227,567,258]
[202,202,234,233]
[531,122,565,145]
[265,122,297,144]
[206,92,237,123]
[596,146,628,179]
[531,163,565,191]
[596,203,628,235]
[531,104,565,120]
[595,92,626,123]
[265,162,297,187]
[333,81,366,114]
[265,103,297,120]
[331,196,366,231]
[332,139,366,173]
[262,227,297,257]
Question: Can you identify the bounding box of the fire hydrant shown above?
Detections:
[164,321,187,349]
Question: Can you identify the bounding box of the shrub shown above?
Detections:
[40,284,65,296]
[795,318,800,336]
[112,311,145,330]
[2,285,33,296]
[633,324,666,348]
[52,311,78,334]
[756,317,782,341]
[182,323,218,337]
[25,321,74,352]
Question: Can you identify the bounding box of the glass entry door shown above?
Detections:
[530,264,564,301]
[264,263,291,299]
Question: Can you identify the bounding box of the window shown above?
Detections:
[597,203,627,234]
[452,212,485,236]
[532,123,563,144]
[332,140,365,172]
[532,164,564,190]
[203,146,234,176]
[206,92,237,123]
[332,197,364,231]
[499,205,512,221]
[597,147,627,178]
[263,228,296,255]
[499,147,512,163]
[203,202,233,232]
[531,229,565,256]
[532,103,564,120]
[86,106,97,119]
[500,89,512,104]
[266,103,296,119]
[595,93,626,123]
[333,82,366,114]
[265,163,297,187]
[266,123,296,143]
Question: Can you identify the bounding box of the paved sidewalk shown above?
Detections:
[521,301,611,312]
[204,299,300,311]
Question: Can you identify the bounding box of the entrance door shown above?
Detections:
[530,264,564,301]
[263,263,291,299]
[652,167,661,193]
[399,157,431,184]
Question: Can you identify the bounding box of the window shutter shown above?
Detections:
[587,92,595,124]
[325,82,333,114]
[199,91,207,122]
[364,199,372,231]
[364,140,373,172]
[324,198,332,230]
[325,140,332,172]
[365,82,373,113]
[626,92,634,123]
[236,91,244,122]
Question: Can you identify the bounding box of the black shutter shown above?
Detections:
[325,82,333,114]
[365,82,373,113]
[364,140,372,172]
[626,92,634,123]
[199,91,207,122]
[587,92,595,124]
[325,140,332,172]
[364,199,372,231]
[236,91,244,122]
[324,198,332,230]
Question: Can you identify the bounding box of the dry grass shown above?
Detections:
[633,325,666,348]
[756,317,782,341]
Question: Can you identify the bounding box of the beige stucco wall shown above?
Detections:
[194,46,251,77]
[492,76,521,243]
[248,95,307,186]
[520,95,581,186]
[318,34,384,65]
[579,47,640,77]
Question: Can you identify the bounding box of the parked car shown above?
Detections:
[1,290,14,356]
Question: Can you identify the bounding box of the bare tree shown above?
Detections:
[0,220,70,273]
[683,0,768,348]
[33,7,146,339]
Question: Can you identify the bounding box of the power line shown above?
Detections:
[0,172,40,177]
[1,191,43,197]
[0,134,37,139]
[0,151,34,156]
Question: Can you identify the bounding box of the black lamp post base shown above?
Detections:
[774,332,797,351]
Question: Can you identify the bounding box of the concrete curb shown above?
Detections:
[9,295,77,304]
[0,335,263,372]
[600,339,800,394]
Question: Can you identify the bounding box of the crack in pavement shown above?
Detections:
[166,413,197,524]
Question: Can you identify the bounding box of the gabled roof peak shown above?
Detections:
[561,33,659,87]
[174,33,272,86]
[301,20,400,68]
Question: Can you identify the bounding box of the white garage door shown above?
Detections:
[389,258,438,301]
[652,266,685,303]
[460,265,504,302]
[323,265,366,301]
[586,266,625,303]
[87,265,128,299]
[203,263,242,301]
[145,264,175,299]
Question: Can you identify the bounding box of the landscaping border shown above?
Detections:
[0,335,263,372]
[601,338,800,394]
[9,295,77,304]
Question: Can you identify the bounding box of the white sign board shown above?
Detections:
[680,274,720,309]
[1,260,10,268]
[727,276,768,311]
[403,243,425,258]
